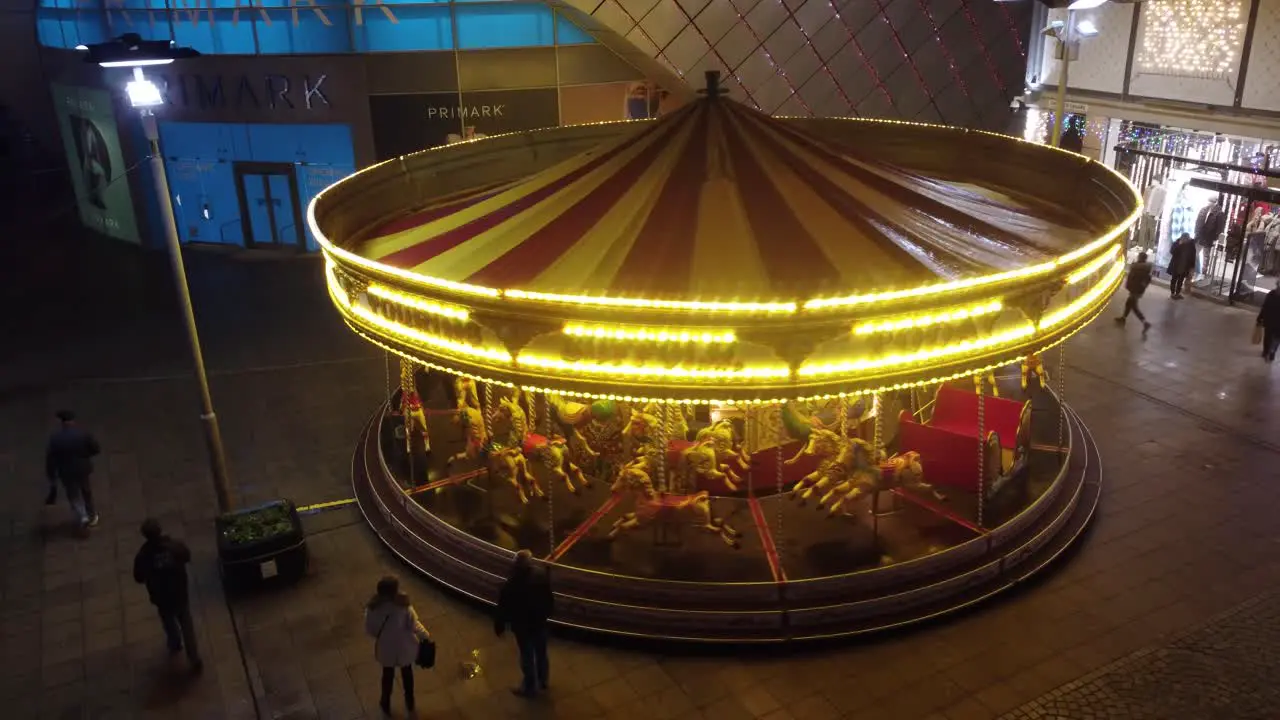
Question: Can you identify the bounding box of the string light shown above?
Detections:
[367,283,470,321]
[1067,244,1119,285]
[853,300,1004,336]
[1134,0,1244,80]
[515,354,790,381]
[563,324,736,344]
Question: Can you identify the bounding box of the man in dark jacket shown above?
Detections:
[133,519,202,671]
[1169,233,1197,299]
[1116,252,1154,332]
[1259,281,1280,363]
[45,410,101,528]
[494,550,553,697]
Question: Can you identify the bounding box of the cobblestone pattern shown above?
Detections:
[1001,592,1280,720]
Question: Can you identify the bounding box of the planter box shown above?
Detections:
[216,500,308,591]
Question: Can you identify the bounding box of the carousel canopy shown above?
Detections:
[356,89,1095,300]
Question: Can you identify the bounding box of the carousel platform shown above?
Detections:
[351,390,1100,643]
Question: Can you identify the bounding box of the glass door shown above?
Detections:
[233,162,303,249]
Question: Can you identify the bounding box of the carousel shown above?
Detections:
[310,73,1140,642]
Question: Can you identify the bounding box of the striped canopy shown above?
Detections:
[358,98,1095,299]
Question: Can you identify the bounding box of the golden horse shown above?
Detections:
[607,442,741,548]
[546,394,603,464]
[785,430,880,507]
[819,450,947,518]
[679,420,750,492]
[493,395,590,500]
[1021,354,1050,393]
[444,405,487,470]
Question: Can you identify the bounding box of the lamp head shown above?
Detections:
[1075,19,1100,37]
[1068,0,1109,9]
[125,67,164,108]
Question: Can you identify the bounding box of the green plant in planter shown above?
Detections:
[221,505,295,545]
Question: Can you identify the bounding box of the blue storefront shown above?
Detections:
[37,0,657,250]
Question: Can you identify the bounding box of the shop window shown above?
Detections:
[554,12,593,45]
[454,3,555,49]
[170,10,257,54]
[254,6,352,53]
[352,4,452,52]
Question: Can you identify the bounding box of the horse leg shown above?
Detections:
[719,465,741,491]
[608,513,638,538]
[827,487,865,518]
[568,460,590,489]
[800,476,833,503]
[790,473,819,503]
[523,459,545,500]
[819,480,851,510]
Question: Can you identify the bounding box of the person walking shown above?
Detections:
[133,519,202,672]
[364,576,430,716]
[1258,280,1280,363]
[1169,233,1197,299]
[494,550,553,698]
[45,410,101,529]
[1115,251,1154,332]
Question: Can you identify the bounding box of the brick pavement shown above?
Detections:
[2,242,1278,720]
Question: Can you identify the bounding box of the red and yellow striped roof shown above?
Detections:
[358,98,1094,299]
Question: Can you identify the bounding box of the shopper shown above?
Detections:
[1169,233,1197,299]
[132,519,202,672]
[1258,280,1280,363]
[45,410,101,529]
[365,576,430,716]
[494,550,553,698]
[1115,251,1154,332]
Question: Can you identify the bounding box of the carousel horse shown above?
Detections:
[488,445,542,504]
[1021,354,1049,393]
[546,394,606,463]
[621,405,663,458]
[444,405,488,471]
[494,395,591,497]
[973,370,1000,398]
[454,376,480,411]
[607,441,741,548]
[819,450,946,518]
[785,430,879,506]
[398,363,429,453]
[641,401,693,441]
[679,420,750,492]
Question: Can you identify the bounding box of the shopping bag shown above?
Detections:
[416,638,436,669]
[1252,324,1264,346]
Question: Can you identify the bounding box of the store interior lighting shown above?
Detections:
[124,67,163,108]
[1068,0,1109,9]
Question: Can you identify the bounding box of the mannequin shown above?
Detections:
[1193,197,1226,280]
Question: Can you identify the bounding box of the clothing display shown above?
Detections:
[1194,201,1226,247]
[1143,183,1167,217]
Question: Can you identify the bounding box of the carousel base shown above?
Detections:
[351,403,1101,643]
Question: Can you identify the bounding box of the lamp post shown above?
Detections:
[1048,0,1104,147]
[80,37,234,512]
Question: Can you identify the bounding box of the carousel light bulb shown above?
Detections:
[562,323,737,344]
[852,300,1004,336]
[366,283,470,321]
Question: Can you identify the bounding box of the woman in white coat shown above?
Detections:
[364,576,431,716]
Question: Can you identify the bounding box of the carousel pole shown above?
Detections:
[657,403,669,493]
[542,391,554,555]
[976,380,987,530]
[746,405,755,501]
[775,403,784,563]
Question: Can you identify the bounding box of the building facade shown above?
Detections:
[33,0,1032,250]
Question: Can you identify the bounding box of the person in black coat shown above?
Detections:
[1168,233,1197,299]
[133,519,202,671]
[494,550,553,697]
[1259,282,1280,363]
[45,410,101,528]
[1116,252,1154,332]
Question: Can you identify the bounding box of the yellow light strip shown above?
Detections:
[367,283,470,321]
[1042,259,1125,330]
[507,288,796,314]
[800,323,1037,378]
[326,264,512,364]
[853,300,1004,336]
[804,234,1126,310]
[563,324,737,344]
[1066,244,1120,285]
[516,354,790,381]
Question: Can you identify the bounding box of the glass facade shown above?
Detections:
[36,0,595,55]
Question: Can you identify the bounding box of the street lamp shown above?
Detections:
[78,36,234,513]
[1044,3,1101,147]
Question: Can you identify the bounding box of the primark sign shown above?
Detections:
[148,71,332,112]
[426,105,506,120]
